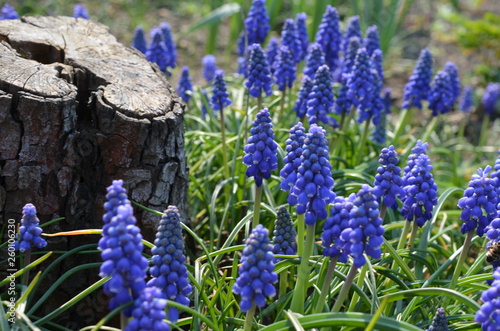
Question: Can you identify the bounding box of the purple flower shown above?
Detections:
[280,19,302,64]
[444,62,461,104]
[475,267,500,329]
[425,307,448,331]
[211,70,232,111]
[364,25,381,57]
[370,49,384,82]
[314,5,342,71]
[459,85,474,112]
[459,166,497,236]
[272,206,297,256]
[177,66,193,103]
[346,185,385,267]
[125,287,170,331]
[243,108,278,187]
[373,145,405,209]
[294,76,313,119]
[242,0,270,53]
[402,49,433,109]
[401,141,438,227]
[363,53,384,125]
[0,3,19,20]
[295,13,309,61]
[340,37,361,77]
[146,28,171,74]
[482,83,500,115]
[147,206,192,323]
[73,4,89,19]
[341,16,362,55]
[346,48,375,122]
[306,65,337,128]
[246,44,273,98]
[273,45,296,91]
[132,26,147,54]
[16,204,47,252]
[490,150,500,191]
[322,195,355,263]
[233,224,278,312]
[303,43,326,80]
[266,37,279,75]
[159,22,177,72]
[371,108,387,144]
[280,122,306,193]
[99,181,148,316]
[427,70,454,116]
[289,124,336,225]
[202,54,218,82]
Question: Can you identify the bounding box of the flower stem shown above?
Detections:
[354,119,371,165]
[348,263,367,312]
[252,185,263,228]
[120,312,128,330]
[296,213,305,256]
[408,221,419,248]
[379,204,387,222]
[331,264,358,312]
[290,223,316,314]
[279,269,288,298]
[21,249,31,286]
[314,256,338,313]
[397,220,411,250]
[219,101,231,200]
[392,108,410,144]
[279,89,286,121]
[420,115,438,144]
[243,303,256,331]
[258,95,263,111]
[445,230,473,307]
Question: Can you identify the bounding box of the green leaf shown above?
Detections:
[180,3,241,37]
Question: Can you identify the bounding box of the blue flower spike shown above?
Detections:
[459,85,474,112]
[402,49,433,109]
[346,48,375,122]
[272,206,298,256]
[303,43,326,80]
[364,25,381,57]
[241,0,270,52]
[273,45,297,91]
[202,54,218,82]
[17,204,47,252]
[306,65,337,128]
[159,22,177,72]
[476,267,500,330]
[266,37,279,74]
[280,18,302,64]
[246,44,273,98]
[315,5,342,71]
[132,26,147,54]
[73,3,89,19]
[444,61,461,105]
[280,122,306,194]
[373,145,405,210]
[1,3,19,20]
[425,307,448,331]
[211,70,232,111]
[146,28,170,74]
[294,76,314,119]
[427,70,454,116]
[295,13,309,61]
[483,83,500,115]
[322,195,355,263]
[125,287,170,331]
[177,66,193,103]
[341,16,362,55]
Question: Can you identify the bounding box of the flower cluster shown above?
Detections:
[306,65,337,127]
[341,16,362,55]
[402,49,433,109]
[322,195,355,263]
[444,62,461,104]
[245,44,273,98]
[266,37,279,74]
[280,18,302,63]
[295,13,309,61]
[160,22,177,73]
[125,287,170,331]
[273,45,297,91]
[1,3,19,20]
[73,4,89,19]
[132,26,147,54]
[17,203,47,252]
[146,28,171,74]
[202,55,217,82]
[177,66,193,103]
[243,108,278,186]
[401,141,438,227]
[289,124,336,225]
[458,166,497,236]
[99,181,148,316]
[459,85,474,112]
[294,76,313,119]
[346,48,375,122]
[303,43,326,80]
[426,307,448,331]
[482,83,500,115]
[211,70,232,111]
[242,0,270,52]
[272,206,297,256]
[147,206,192,323]
[233,224,278,312]
[341,36,361,76]
[364,25,381,57]
[315,5,342,71]
[347,185,385,267]
[427,70,454,116]
[373,145,405,209]
[280,122,306,193]
[476,267,500,330]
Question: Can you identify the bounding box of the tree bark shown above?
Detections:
[0,16,188,327]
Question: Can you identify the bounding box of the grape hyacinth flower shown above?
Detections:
[303,43,326,80]
[211,70,232,111]
[266,37,279,75]
[246,44,273,98]
[280,122,306,193]
[242,0,270,51]
[459,85,474,112]
[243,108,278,187]
[202,54,218,82]
[160,22,177,73]
[315,5,342,72]
[444,62,461,105]
[273,45,296,91]
[341,16,362,55]
[131,26,147,54]
[73,3,89,19]
[458,166,497,236]
[233,224,278,312]
[294,76,313,119]
[364,25,381,57]
[366,54,384,126]
[322,195,355,263]
[125,287,170,331]
[272,206,297,256]
[289,124,336,225]
[340,36,361,77]
[147,206,192,323]
[346,48,375,122]
[306,65,337,128]
[99,181,148,316]
[427,70,454,116]
[1,3,19,20]
[295,13,309,61]
[371,49,384,82]
[146,28,170,74]
[482,83,500,115]
[177,66,193,103]
[475,267,500,329]
[373,145,405,210]
[280,19,302,64]
[490,150,500,191]
[17,204,47,252]
[347,184,385,267]
[402,49,433,109]
[237,56,247,77]
[401,141,438,227]
[425,307,448,331]
[371,107,387,144]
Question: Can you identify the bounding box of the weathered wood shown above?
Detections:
[0,16,188,327]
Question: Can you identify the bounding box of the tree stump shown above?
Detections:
[0,16,188,327]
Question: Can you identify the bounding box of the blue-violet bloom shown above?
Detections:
[17,203,47,252]
[306,64,337,128]
[425,307,448,331]
[125,286,170,331]
[303,42,326,80]
[132,26,147,54]
[245,44,273,98]
[459,85,474,112]
[373,145,405,209]
[475,267,500,330]
[322,195,355,263]
[295,13,309,61]
[202,54,218,82]
[482,83,500,115]
[364,25,381,57]
[177,66,193,103]
[73,3,89,19]
[314,5,342,71]
[280,18,302,64]
[273,45,296,91]
[272,206,297,256]
[402,49,433,109]
[1,3,19,20]
[427,70,454,116]
[211,70,232,111]
[280,122,306,193]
